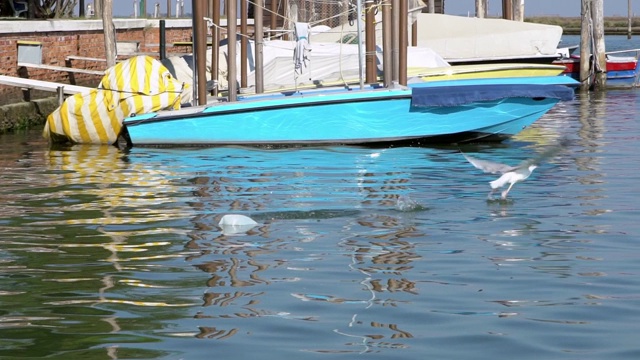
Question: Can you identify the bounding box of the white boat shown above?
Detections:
[415,13,563,65]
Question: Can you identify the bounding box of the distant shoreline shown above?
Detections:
[526,16,640,35]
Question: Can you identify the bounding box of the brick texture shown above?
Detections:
[0,26,194,105]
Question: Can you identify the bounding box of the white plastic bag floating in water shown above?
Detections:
[218,214,258,235]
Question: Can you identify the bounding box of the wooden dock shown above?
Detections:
[0,75,93,95]
[0,75,93,105]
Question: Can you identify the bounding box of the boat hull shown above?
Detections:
[554,54,640,88]
[123,85,570,147]
[412,63,567,82]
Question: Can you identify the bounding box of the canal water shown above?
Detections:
[1,38,639,359]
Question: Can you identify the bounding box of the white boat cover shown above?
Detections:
[238,40,449,91]
[415,14,563,62]
[44,56,188,144]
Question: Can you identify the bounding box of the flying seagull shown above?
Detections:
[462,139,569,200]
[463,154,537,199]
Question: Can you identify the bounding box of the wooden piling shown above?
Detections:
[592,0,607,89]
[580,0,591,90]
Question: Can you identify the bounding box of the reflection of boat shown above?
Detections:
[554,48,640,88]
[123,77,576,146]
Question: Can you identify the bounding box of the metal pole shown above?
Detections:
[167,0,171,17]
[159,20,166,60]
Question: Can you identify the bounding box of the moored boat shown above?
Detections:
[43,0,578,148]
[121,78,576,147]
[554,48,640,88]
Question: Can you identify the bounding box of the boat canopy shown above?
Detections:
[410,84,574,108]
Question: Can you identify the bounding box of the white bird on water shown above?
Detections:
[462,139,569,200]
[463,154,537,200]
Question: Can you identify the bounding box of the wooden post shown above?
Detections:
[194,0,208,105]
[57,86,64,106]
[580,0,591,90]
[167,0,171,17]
[228,0,238,101]
[255,0,264,93]
[382,0,392,87]
[270,0,277,39]
[356,0,365,89]
[102,0,116,68]
[365,0,377,83]
[513,0,524,21]
[211,0,220,97]
[628,0,632,39]
[391,0,399,83]
[502,0,513,20]
[592,0,606,89]
[399,0,407,86]
[476,0,485,18]
[95,0,102,18]
[240,0,248,89]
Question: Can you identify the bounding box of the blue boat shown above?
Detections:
[46,0,576,148]
[122,77,576,147]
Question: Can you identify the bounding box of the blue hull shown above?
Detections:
[124,82,574,147]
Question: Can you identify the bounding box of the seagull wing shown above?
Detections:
[518,137,571,167]
[463,154,515,174]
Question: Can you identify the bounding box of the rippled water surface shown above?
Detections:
[1,87,640,359]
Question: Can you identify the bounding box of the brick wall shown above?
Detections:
[0,19,199,105]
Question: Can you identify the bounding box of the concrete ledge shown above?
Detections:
[0,97,58,133]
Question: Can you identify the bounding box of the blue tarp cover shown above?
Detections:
[411,84,574,107]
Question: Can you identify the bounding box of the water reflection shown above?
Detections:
[1,93,640,358]
[170,148,430,351]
